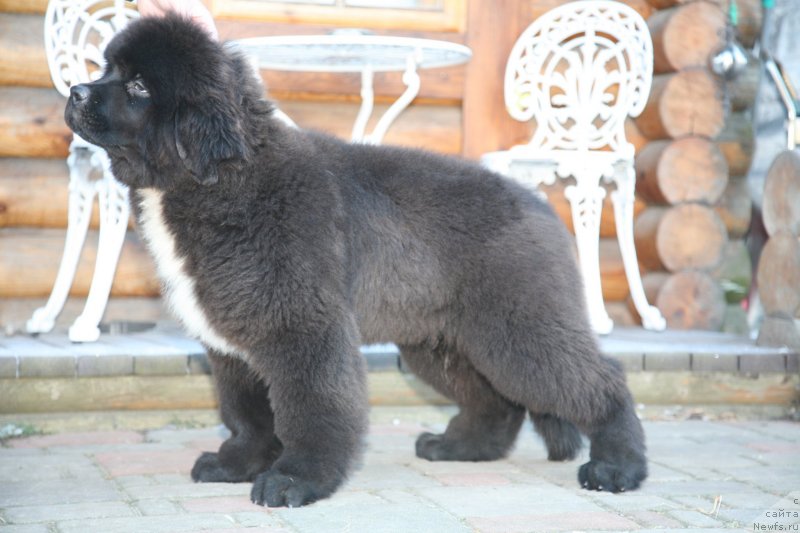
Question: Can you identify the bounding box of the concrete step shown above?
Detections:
[1,326,797,413]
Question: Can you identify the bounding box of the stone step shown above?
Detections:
[1,327,797,413]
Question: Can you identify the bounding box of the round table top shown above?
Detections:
[232,33,472,73]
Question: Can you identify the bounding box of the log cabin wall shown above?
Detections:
[633,0,762,331]
[0,0,761,332]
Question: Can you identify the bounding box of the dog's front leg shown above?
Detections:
[248,318,368,507]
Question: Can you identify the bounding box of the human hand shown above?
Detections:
[137,0,219,40]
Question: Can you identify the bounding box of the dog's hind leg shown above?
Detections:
[191,351,282,483]
[400,342,525,462]
[529,412,583,461]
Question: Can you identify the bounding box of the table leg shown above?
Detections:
[366,54,421,144]
[351,68,374,141]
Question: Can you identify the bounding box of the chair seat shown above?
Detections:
[481,147,630,189]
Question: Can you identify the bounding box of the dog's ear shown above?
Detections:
[173,98,248,186]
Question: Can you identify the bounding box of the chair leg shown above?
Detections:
[564,182,614,335]
[26,147,96,335]
[69,161,130,343]
[611,166,666,331]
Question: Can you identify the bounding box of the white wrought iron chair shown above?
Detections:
[482,0,665,334]
[27,0,138,342]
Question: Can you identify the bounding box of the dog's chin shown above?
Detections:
[65,106,106,147]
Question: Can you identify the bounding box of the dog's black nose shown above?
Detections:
[70,84,90,102]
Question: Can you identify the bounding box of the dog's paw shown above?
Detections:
[251,470,328,507]
[191,451,252,483]
[415,432,505,461]
[191,452,228,482]
[578,459,646,493]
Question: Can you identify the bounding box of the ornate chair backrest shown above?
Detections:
[44,0,138,98]
[504,0,652,156]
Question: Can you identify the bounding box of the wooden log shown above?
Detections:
[635,137,728,205]
[714,175,752,239]
[716,111,755,177]
[756,232,800,317]
[0,158,106,229]
[636,69,725,140]
[763,150,800,237]
[649,1,726,74]
[599,239,630,302]
[0,0,48,13]
[634,207,667,271]
[0,228,159,298]
[658,203,728,271]
[656,270,726,330]
[710,240,752,304]
[278,99,461,154]
[0,87,461,159]
[643,0,763,47]
[0,14,51,87]
[0,87,71,159]
[625,117,649,154]
[627,270,670,323]
[635,204,728,272]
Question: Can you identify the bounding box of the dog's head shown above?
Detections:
[65,14,268,189]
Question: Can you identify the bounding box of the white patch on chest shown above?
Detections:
[137,188,241,356]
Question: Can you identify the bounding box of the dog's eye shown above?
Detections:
[128,76,150,98]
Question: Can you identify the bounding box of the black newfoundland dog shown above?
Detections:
[65,14,647,507]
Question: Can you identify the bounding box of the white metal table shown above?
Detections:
[234,32,472,144]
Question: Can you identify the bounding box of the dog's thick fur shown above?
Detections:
[65,15,647,507]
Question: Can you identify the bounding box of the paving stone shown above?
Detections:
[1,409,799,533]
[77,354,134,376]
[275,497,472,533]
[643,353,690,371]
[347,462,442,491]
[0,355,18,377]
[133,354,188,375]
[0,525,53,533]
[56,514,239,533]
[0,454,104,483]
[124,481,250,500]
[624,510,684,529]
[230,511,300,531]
[187,353,211,375]
[739,353,788,373]
[180,495,262,514]
[692,352,739,372]
[419,484,601,518]
[134,498,183,516]
[467,511,641,532]
[668,509,725,528]
[610,352,644,372]
[7,430,143,449]
[588,492,682,513]
[0,478,122,507]
[4,501,135,524]
[94,448,199,476]
[18,355,75,377]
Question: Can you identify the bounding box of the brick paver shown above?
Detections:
[0,406,797,532]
